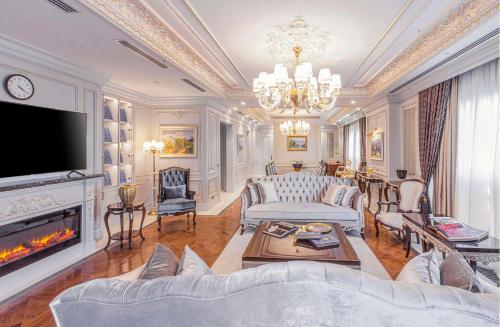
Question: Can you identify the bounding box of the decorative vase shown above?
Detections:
[396,169,407,180]
[118,184,136,207]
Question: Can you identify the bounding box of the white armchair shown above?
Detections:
[374,179,427,240]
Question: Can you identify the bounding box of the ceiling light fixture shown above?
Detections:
[241,102,246,105]
[350,100,356,104]
[253,16,341,115]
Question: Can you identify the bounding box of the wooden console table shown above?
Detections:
[356,172,385,214]
[104,202,146,250]
[402,213,500,270]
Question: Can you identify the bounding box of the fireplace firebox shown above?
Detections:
[0,206,81,277]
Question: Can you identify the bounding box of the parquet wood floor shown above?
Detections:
[0,200,414,327]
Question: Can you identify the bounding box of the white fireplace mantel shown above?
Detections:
[0,177,100,302]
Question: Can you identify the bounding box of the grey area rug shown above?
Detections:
[211,228,391,280]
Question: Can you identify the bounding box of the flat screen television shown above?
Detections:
[0,100,87,178]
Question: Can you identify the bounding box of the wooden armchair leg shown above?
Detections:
[192,211,197,226]
[157,215,162,232]
[374,219,380,237]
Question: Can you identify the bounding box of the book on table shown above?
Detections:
[308,231,340,249]
[429,216,488,242]
[263,222,298,238]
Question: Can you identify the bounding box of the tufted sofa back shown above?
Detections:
[251,172,353,203]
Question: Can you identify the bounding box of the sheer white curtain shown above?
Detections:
[347,121,360,169]
[455,59,499,238]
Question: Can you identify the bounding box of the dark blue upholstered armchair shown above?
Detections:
[157,167,196,232]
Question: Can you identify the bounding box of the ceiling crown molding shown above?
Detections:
[366,0,498,95]
[79,0,231,96]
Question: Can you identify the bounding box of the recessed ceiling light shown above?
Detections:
[232,107,238,110]
[356,107,361,111]
[241,101,246,105]
[350,100,356,104]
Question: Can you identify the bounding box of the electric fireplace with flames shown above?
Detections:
[0,206,81,277]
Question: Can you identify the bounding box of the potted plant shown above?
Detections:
[292,160,303,172]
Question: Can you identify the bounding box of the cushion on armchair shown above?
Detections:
[164,184,186,199]
[158,198,196,212]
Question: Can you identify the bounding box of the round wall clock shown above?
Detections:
[4,74,35,100]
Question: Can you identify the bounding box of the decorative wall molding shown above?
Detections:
[0,194,64,219]
[79,0,230,96]
[366,0,499,95]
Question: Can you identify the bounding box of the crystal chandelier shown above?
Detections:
[280,117,310,136]
[253,47,341,113]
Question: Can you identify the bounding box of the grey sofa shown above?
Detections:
[50,261,499,327]
[240,172,364,236]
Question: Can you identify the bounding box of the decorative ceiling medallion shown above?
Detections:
[79,0,230,95]
[367,0,498,95]
[266,15,330,65]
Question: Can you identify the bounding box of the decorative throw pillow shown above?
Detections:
[139,243,179,279]
[164,184,186,199]
[440,253,483,293]
[340,186,357,207]
[176,245,214,276]
[247,182,261,205]
[396,250,440,284]
[322,185,346,207]
[256,181,279,204]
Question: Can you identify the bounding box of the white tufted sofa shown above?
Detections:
[240,172,365,237]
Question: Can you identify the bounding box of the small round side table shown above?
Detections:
[104,202,146,250]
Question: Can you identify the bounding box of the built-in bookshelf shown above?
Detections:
[103,96,133,188]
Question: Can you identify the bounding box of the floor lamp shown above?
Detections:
[143,140,164,215]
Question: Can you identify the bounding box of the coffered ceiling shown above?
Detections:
[0,0,497,120]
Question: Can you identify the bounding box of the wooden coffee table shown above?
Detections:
[242,222,360,269]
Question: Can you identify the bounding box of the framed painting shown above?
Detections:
[159,125,198,157]
[287,136,307,151]
[370,131,384,161]
[237,134,244,155]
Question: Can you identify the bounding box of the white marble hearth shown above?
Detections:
[0,178,99,302]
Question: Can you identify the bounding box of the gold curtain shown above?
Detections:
[433,77,458,215]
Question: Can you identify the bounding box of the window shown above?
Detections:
[455,59,499,238]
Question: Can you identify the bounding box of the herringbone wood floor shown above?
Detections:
[0,200,415,327]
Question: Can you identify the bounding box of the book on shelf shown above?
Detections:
[103,171,112,187]
[103,127,113,143]
[119,128,127,142]
[119,108,128,123]
[263,222,298,238]
[119,169,127,184]
[103,105,113,120]
[103,149,113,165]
[429,216,488,242]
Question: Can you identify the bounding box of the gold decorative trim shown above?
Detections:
[80,0,230,95]
[367,0,499,95]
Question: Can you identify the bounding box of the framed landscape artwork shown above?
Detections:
[287,136,307,151]
[237,134,244,154]
[159,125,197,157]
[370,131,384,160]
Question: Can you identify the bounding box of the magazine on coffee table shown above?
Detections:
[263,222,298,238]
[429,216,488,242]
